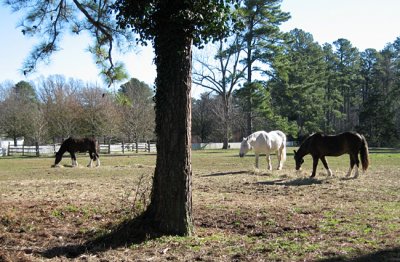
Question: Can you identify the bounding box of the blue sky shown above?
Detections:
[1,0,400,95]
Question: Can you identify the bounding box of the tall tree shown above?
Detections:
[322,43,344,133]
[191,93,216,143]
[118,78,155,143]
[0,81,37,145]
[270,29,326,137]
[37,75,82,140]
[193,35,245,149]
[359,46,398,146]
[7,0,239,236]
[332,38,362,131]
[237,0,290,135]
[79,84,122,139]
[14,81,38,102]
[113,0,238,236]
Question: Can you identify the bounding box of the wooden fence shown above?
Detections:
[7,143,41,157]
[6,142,156,157]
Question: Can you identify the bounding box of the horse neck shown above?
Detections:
[297,141,310,157]
[57,143,68,155]
[246,133,257,146]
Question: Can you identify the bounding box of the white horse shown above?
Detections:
[239,130,287,170]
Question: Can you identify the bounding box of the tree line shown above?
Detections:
[2,33,400,149]
[192,17,400,148]
[0,76,155,146]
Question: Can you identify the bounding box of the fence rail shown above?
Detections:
[6,142,156,157]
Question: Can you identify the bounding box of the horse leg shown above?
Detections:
[266,154,272,170]
[320,156,333,176]
[311,156,319,177]
[87,151,93,167]
[353,153,360,178]
[255,153,259,169]
[95,153,100,167]
[346,154,356,177]
[70,152,78,167]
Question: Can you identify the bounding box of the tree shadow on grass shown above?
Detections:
[257,177,324,186]
[339,176,359,181]
[200,170,249,177]
[318,247,400,262]
[40,213,158,259]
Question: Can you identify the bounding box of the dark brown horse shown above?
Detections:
[54,137,100,167]
[293,132,369,178]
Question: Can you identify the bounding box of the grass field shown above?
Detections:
[0,149,399,261]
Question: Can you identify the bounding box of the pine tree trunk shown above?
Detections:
[145,16,193,236]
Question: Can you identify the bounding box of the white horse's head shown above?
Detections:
[239,137,251,157]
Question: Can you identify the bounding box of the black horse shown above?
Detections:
[293,132,369,178]
[54,137,100,167]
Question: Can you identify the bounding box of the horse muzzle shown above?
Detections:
[239,153,244,158]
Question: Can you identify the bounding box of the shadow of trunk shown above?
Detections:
[41,212,159,259]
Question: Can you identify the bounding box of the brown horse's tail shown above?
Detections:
[360,135,369,171]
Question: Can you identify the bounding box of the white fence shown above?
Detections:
[4,142,156,157]
[192,143,241,150]
[192,141,297,150]
[2,141,298,157]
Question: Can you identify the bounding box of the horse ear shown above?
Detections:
[293,150,297,154]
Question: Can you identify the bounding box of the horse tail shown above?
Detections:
[360,134,369,171]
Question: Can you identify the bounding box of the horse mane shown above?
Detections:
[297,132,322,154]
[301,132,318,145]
[244,132,258,142]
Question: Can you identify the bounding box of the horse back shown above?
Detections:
[312,132,363,156]
[252,131,284,153]
[65,137,98,153]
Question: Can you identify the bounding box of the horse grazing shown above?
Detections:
[293,132,369,178]
[54,137,100,167]
[239,130,287,170]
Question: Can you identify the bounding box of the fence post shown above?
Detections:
[22,144,25,156]
[122,140,125,154]
[147,141,150,152]
[108,140,111,154]
[35,142,40,157]
[7,142,10,156]
[136,141,138,153]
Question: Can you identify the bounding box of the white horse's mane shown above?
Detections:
[245,131,264,143]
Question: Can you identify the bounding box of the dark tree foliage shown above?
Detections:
[237,0,290,135]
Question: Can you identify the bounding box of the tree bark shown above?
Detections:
[145,13,193,236]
